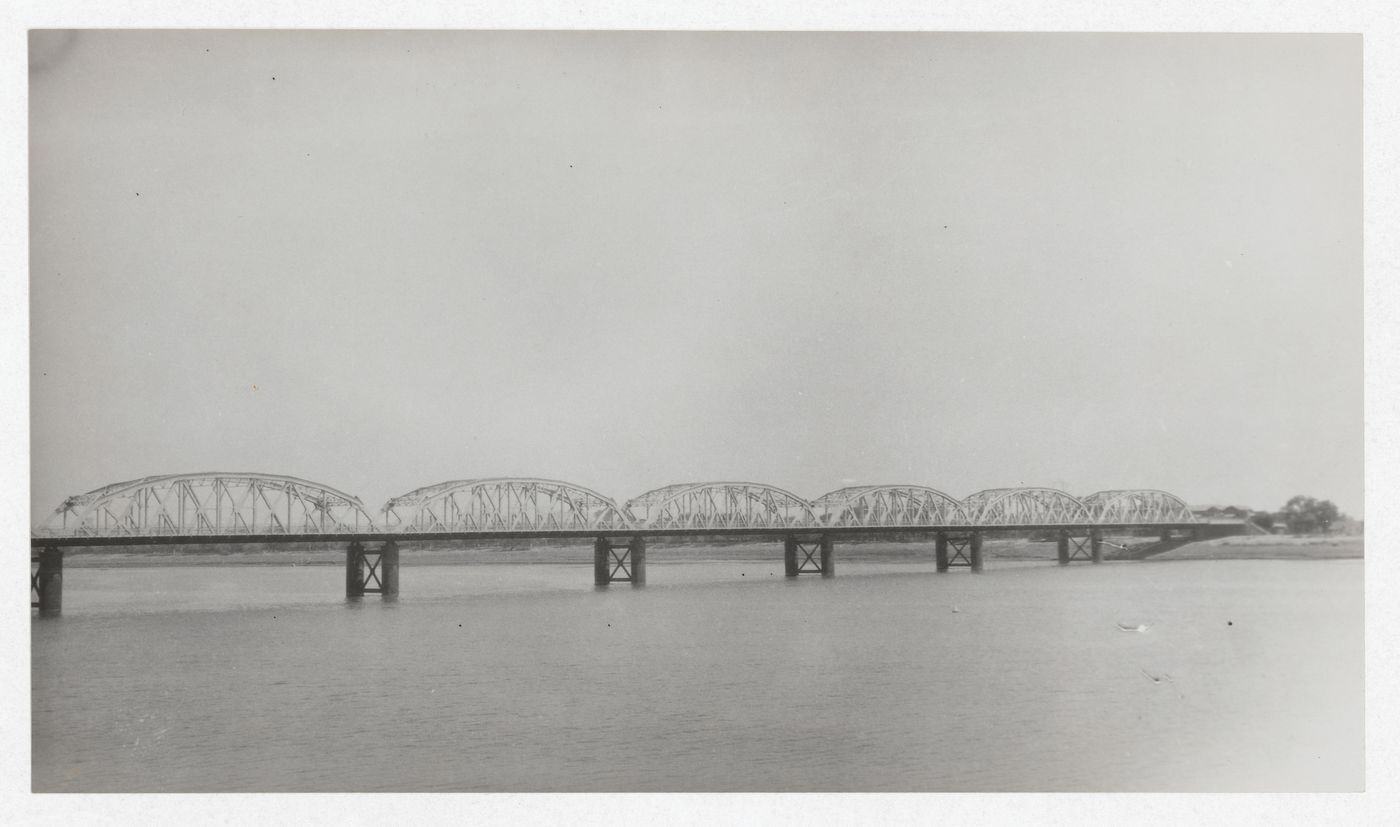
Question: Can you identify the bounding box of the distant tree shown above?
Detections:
[1282,496,1341,535]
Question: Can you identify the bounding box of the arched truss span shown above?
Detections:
[960,488,1093,526]
[813,485,968,527]
[626,482,817,530]
[38,473,378,537]
[381,478,635,533]
[1082,490,1196,524]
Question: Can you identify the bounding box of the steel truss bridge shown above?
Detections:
[35,473,1197,542]
[30,473,1203,614]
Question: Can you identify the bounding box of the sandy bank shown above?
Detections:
[1150,535,1363,561]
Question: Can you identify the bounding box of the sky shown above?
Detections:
[26,30,1362,523]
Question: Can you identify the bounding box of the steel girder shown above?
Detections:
[626,482,818,530]
[381,478,635,533]
[960,487,1093,526]
[813,485,968,527]
[37,473,379,537]
[1082,490,1195,524]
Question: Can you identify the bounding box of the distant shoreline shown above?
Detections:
[48,536,1363,568]
[1147,535,1363,562]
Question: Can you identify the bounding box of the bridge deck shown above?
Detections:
[29,523,1200,547]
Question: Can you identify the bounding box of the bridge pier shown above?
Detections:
[594,536,645,586]
[32,547,63,617]
[939,532,982,572]
[381,541,400,596]
[784,534,833,577]
[633,538,646,585]
[1058,530,1098,565]
[346,542,365,597]
[346,541,397,598]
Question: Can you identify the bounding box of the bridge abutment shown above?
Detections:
[32,547,63,617]
[594,536,645,586]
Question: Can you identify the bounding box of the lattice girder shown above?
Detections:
[38,473,379,537]
[1082,490,1196,524]
[813,485,969,527]
[626,482,818,530]
[960,487,1093,526]
[382,478,635,533]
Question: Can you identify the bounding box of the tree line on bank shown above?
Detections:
[1249,496,1352,535]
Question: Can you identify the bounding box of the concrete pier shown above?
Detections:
[784,535,831,576]
[594,536,644,585]
[346,541,396,598]
[629,536,646,586]
[594,537,611,585]
[941,533,976,570]
[33,547,63,617]
[346,542,366,597]
[1055,530,1101,564]
[969,532,984,573]
[380,540,400,596]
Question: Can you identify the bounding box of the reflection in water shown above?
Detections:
[32,559,1362,792]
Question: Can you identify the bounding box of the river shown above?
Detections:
[31,557,1362,791]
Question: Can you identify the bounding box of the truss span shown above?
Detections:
[38,473,379,537]
[626,482,818,530]
[382,478,635,533]
[960,488,1093,526]
[813,485,968,527]
[1082,490,1195,524]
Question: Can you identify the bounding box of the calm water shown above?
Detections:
[32,558,1363,792]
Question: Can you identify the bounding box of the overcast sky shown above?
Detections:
[27,30,1361,522]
